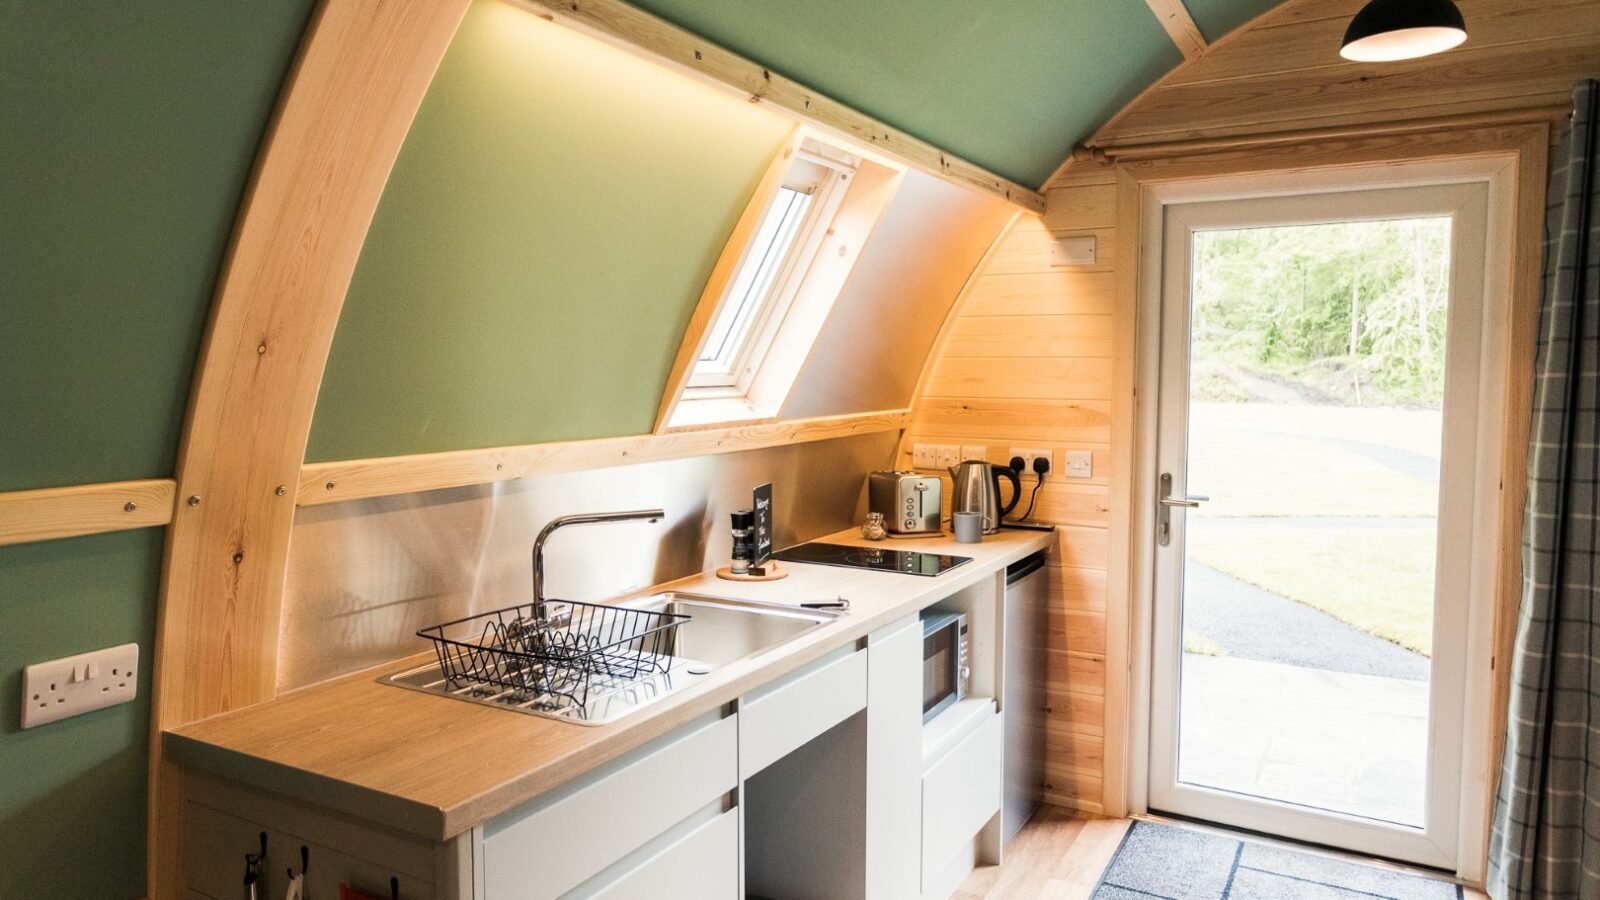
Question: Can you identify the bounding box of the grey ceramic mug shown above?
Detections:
[952,511,984,543]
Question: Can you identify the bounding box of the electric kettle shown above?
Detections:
[948,460,1021,534]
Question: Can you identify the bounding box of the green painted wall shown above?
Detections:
[625,0,1184,188]
[0,3,314,897]
[0,1,315,493]
[306,1,792,462]
[1183,0,1286,44]
[0,531,162,900]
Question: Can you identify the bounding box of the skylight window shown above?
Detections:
[660,131,903,431]
[687,145,855,394]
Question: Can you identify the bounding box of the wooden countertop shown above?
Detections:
[166,527,1052,841]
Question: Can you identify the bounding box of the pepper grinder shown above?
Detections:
[729,509,755,574]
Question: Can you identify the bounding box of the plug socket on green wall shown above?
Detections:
[20,642,139,729]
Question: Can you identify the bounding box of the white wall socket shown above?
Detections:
[21,642,139,729]
[1009,447,1055,477]
[911,442,936,468]
[933,444,961,469]
[960,445,987,463]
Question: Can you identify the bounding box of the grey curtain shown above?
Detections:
[1488,80,1600,900]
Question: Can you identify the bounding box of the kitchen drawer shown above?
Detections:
[577,808,738,900]
[482,714,737,900]
[740,644,866,776]
[920,706,1002,890]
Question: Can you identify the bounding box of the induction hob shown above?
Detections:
[773,541,971,577]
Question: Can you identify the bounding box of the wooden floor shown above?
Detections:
[954,807,1491,900]
[954,806,1131,900]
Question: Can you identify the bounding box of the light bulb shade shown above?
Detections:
[1340,0,1467,62]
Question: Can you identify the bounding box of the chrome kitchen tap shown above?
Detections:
[531,509,665,616]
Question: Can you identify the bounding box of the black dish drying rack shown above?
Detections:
[418,600,689,712]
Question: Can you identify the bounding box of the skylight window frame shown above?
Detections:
[686,145,858,396]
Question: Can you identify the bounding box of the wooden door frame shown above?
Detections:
[1113,125,1548,885]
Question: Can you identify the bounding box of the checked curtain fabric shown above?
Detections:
[1488,80,1600,900]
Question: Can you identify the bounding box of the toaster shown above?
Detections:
[868,471,943,535]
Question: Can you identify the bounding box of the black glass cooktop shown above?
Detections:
[773,542,972,577]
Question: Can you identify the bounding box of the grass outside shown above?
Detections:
[1187,519,1437,657]
[1183,629,1227,656]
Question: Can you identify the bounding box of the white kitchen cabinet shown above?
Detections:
[865,614,923,899]
[479,713,737,900]
[920,707,1003,894]
[572,808,738,900]
[739,643,867,777]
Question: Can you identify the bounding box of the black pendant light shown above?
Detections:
[1340,0,1467,62]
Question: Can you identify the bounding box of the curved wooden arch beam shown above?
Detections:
[148,1,469,895]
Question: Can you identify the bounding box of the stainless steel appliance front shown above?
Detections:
[868,470,942,534]
[921,610,969,722]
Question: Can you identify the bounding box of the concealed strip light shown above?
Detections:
[1340,0,1467,62]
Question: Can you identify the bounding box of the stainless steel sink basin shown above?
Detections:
[635,592,841,667]
[385,592,843,725]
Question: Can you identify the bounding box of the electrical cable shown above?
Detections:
[1020,471,1046,520]
[1019,456,1050,521]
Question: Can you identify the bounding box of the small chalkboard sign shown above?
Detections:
[752,482,773,566]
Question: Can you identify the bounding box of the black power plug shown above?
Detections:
[1032,455,1051,478]
[1008,455,1026,475]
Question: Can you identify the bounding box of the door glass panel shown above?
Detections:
[1177,217,1451,827]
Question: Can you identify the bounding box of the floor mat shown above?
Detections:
[1091,821,1463,899]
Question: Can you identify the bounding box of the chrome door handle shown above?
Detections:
[1157,474,1206,546]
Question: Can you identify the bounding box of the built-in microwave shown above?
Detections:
[922,610,970,723]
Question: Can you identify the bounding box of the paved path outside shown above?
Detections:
[1180,655,1429,827]
[1184,560,1430,681]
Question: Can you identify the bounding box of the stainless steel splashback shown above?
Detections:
[278,433,894,691]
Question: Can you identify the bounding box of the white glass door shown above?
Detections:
[1148,182,1492,869]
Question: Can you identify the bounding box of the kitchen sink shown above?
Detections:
[636,592,840,667]
[385,592,843,725]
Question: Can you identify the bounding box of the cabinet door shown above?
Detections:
[921,709,1003,890]
[739,644,866,777]
[481,714,736,900]
[581,809,738,900]
[866,615,922,899]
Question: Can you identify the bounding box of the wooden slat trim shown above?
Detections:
[0,479,176,546]
[508,0,1046,211]
[1088,104,1573,161]
[299,409,913,507]
[149,2,472,897]
[1142,0,1208,61]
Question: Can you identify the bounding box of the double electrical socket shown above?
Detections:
[20,642,139,729]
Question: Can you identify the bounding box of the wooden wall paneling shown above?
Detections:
[147,2,472,896]
[911,399,1113,445]
[1045,182,1118,231]
[922,357,1114,402]
[1089,0,1596,151]
[299,408,912,507]
[0,479,175,546]
[506,0,1045,213]
[940,315,1115,360]
[653,127,805,432]
[906,201,1121,813]
[960,271,1117,317]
